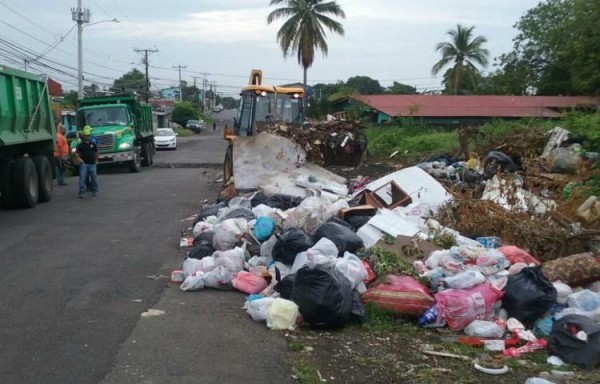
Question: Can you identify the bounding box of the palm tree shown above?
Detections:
[267,0,345,119]
[431,24,489,94]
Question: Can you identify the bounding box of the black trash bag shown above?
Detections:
[193,203,226,226]
[187,241,215,260]
[250,192,269,207]
[502,266,557,327]
[315,222,364,257]
[350,291,367,324]
[483,151,518,177]
[274,274,296,300]
[548,314,600,370]
[266,194,304,210]
[328,216,355,231]
[271,228,314,265]
[344,215,372,232]
[291,265,354,328]
[193,231,214,246]
[220,207,255,221]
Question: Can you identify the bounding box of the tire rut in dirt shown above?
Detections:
[152,163,221,169]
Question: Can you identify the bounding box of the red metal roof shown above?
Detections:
[47,78,62,96]
[352,95,599,118]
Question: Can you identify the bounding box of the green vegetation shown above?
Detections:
[289,339,305,352]
[367,123,458,158]
[363,302,400,333]
[367,112,600,160]
[361,247,425,283]
[293,361,322,384]
[173,127,194,137]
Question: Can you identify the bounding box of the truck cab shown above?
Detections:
[71,94,155,172]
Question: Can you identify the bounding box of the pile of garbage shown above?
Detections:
[172,125,600,372]
[257,120,368,166]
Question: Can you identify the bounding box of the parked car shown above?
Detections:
[154,128,177,150]
[186,119,204,133]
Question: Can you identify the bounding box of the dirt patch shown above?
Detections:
[286,320,600,384]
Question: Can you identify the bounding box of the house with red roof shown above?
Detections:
[348,95,598,125]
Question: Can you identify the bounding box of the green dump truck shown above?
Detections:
[0,65,57,209]
[71,94,155,172]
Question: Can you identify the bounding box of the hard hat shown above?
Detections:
[82,126,93,136]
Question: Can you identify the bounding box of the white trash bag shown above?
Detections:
[244,297,276,322]
[180,271,206,292]
[266,298,299,331]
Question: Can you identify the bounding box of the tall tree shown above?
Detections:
[497,0,600,95]
[431,24,489,94]
[387,81,417,95]
[267,0,346,119]
[346,76,383,95]
[110,68,146,96]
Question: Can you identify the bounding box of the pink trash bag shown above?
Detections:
[435,284,504,331]
[232,271,269,294]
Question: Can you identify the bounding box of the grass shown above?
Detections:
[173,127,195,137]
[293,361,322,384]
[289,339,305,352]
[362,302,399,333]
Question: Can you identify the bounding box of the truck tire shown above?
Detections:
[141,142,150,167]
[14,157,39,208]
[0,159,17,208]
[223,144,233,185]
[33,155,53,202]
[128,147,141,173]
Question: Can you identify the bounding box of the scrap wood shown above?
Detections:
[421,350,471,361]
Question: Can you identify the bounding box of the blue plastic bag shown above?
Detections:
[253,217,276,241]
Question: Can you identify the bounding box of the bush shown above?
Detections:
[367,124,457,158]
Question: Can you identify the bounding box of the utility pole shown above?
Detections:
[72,0,90,99]
[192,76,203,103]
[134,48,158,102]
[172,65,187,102]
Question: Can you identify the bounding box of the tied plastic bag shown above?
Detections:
[567,290,600,312]
[435,284,504,331]
[363,275,435,317]
[245,297,276,322]
[193,220,215,236]
[193,203,226,226]
[187,240,215,260]
[291,265,354,328]
[439,252,465,275]
[253,216,276,241]
[197,256,216,273]
[284,197,334,236]
[271,228,314,266]
[503,266,558,327]
[260,235,277,258]
[214,247,245,274]
[274,274,296,299]
[212,218,248,251]
[203,265,236,290]
[444,270,485,290]
[182,257,202,278]
[476,249,510,275]
[464,320,506,339]
[180,271,206,292]
[314,222,364,256]
[252,204,277,220]
[292,238,339,273]
[450,245,485,261]
[425,250,450,270]
[232,271,269,294]
[553,281,573,305]
[548,314,600,370]
[335,252,368,289]
[266,298,299,331]
[498,246,541,265]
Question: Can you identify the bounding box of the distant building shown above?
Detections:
[159,87,180,100]
[347,95,599,125]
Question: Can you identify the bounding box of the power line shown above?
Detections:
[134,48,158,102]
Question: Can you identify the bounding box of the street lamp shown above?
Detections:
[71,1,119,99]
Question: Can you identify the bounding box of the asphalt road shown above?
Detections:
[0,110,294,384]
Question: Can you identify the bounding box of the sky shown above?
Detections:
[0,0,541,97]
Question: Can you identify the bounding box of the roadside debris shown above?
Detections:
[173,123,600,375]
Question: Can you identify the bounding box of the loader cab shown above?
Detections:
[234,86,304,137]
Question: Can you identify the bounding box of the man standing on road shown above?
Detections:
[213,122,216,131]
[54,122,69,186]
[75,126,99,198]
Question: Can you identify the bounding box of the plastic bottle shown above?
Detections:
[418,304,439,326]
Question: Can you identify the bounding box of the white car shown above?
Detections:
[154,128,177,150]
